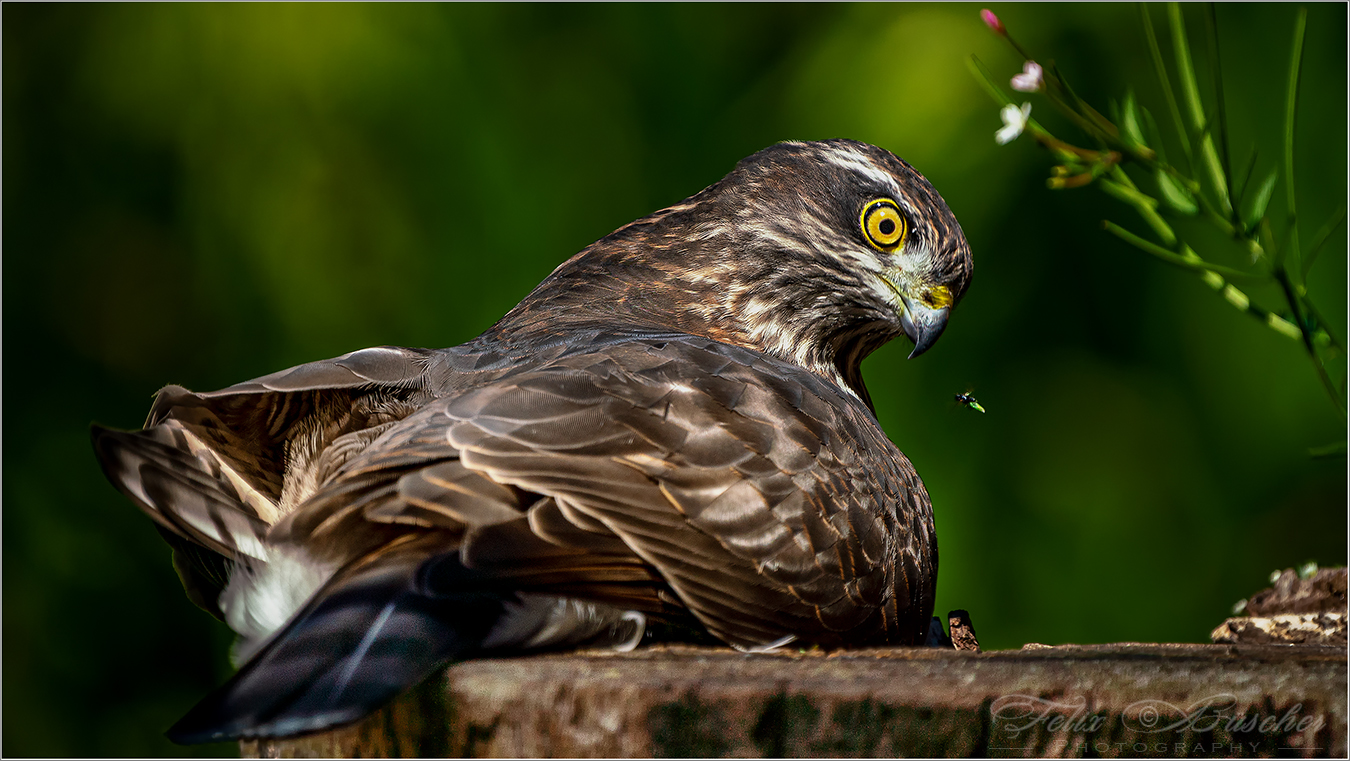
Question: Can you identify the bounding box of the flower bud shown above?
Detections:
[980,9,1005,36]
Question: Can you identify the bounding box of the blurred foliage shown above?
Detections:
[3,4,1344,757]
[972,4,1347,430]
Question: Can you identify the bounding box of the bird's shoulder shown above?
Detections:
[358,331,906,482]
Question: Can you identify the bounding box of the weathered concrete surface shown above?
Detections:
[241,643,1346,758]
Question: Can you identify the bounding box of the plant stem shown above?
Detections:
[1140,3,1193,170]
[1101,168,1176,245]
[1280,8,1307,273]
[1301,205,1347,282]
[968,55,1063,145]
[1041,74,1117,147]
[1002,33,1036,68]
[1169,3,1231,215]
[1046,63,1119,139]
[1105,222,1305,346]
[1267,8,1339,416]
[1300,296,1345,354]
[1101,222,1261,280]
[1274,268,1345,417]
[1203,4,1236,219]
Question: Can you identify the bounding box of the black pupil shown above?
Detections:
[878,218,896,236]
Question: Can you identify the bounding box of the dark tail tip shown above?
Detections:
[164,551,508,744]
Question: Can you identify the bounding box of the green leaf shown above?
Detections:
[1309,441,1346,460]
[966,55,1015,109]
[1156,169,1197,215]
[1203,4,1235,211]
[1141,106,1168,163]
[1243,170,1278,229]
[1233,144,1258,210]
[1169,3,1231,215]
[1140,3,1192,168]
[1121,90,1147,148]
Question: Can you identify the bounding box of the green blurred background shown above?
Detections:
[4,3,1345,756]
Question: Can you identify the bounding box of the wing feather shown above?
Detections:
[92,425,271,561]
[97,333,935,742]
[289,335,937,649]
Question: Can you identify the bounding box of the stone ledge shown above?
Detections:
[241,643,1346,758]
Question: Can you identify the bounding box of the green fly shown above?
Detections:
[954,392,986,413]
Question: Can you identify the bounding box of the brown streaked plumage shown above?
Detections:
[92,139,973,742]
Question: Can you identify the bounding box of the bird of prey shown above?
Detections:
[92,139,973,743]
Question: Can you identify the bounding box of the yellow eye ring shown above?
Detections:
[861,199,907,251]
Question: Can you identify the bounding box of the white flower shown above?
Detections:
[996,102,1032,144]
[1011,61,1043,92]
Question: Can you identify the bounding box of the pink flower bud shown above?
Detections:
[981,9,1005,36]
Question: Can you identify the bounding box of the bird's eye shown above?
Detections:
[861,199,907,252]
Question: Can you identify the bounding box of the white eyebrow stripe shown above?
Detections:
[820,145,918,219]
[822,147,895,190]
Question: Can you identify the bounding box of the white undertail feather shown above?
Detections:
[220,547,341,666]
[216,401,398,664]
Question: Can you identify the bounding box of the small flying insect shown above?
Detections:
[954,391,986,413]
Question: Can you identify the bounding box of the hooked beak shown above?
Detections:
[899,295,950,359]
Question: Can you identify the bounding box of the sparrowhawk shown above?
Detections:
[92,138,973,742]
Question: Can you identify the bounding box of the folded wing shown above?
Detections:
[95,336,935,742]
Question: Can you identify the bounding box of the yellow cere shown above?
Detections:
[925,285,954,308]
[861,199,906,251]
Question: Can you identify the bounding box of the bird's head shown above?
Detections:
[502,139,972,405]
[710,139,973,366]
